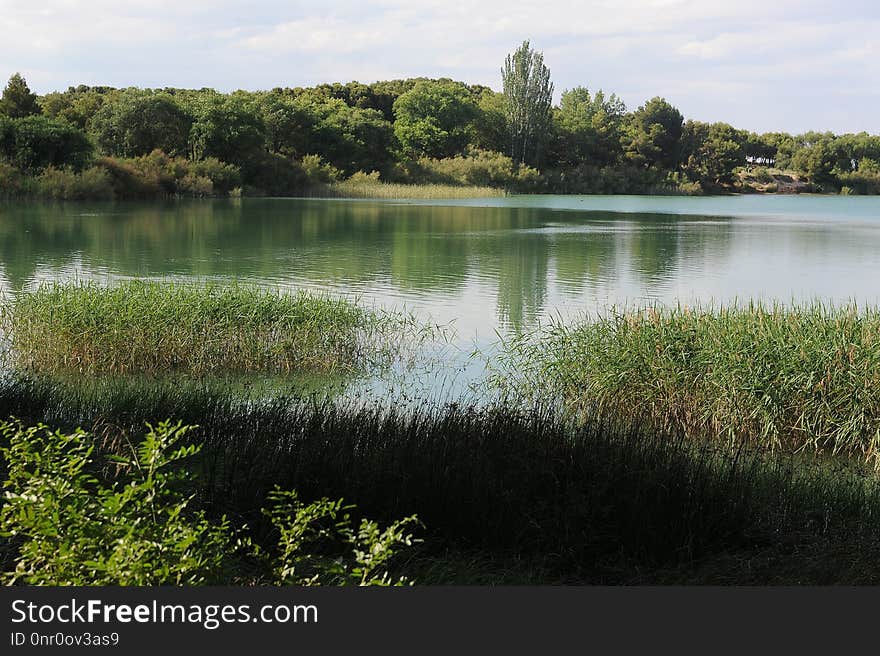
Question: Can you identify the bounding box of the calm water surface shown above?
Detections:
[2,195,879,394]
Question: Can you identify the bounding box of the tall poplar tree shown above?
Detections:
[501,41,553,166]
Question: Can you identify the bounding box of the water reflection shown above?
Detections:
[1,197,880,343]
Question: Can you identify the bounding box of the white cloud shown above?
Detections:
[0,0,876,132]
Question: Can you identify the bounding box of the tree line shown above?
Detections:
[1,41,879,199]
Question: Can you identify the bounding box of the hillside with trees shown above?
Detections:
[2,42,879,200]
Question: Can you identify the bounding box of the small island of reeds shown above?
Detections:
[1,280,416,376]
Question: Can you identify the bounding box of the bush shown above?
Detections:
[0,419,421,585]
[397,149,541,191]
[95,150,242,198]
[300,154,341,184]
[191,157,241,195]
[241,151,308,196]
[36,166,115,200]
[0,162,34,198]
[837,170,880,195]
[1,420,234,585]
[266,489,419,586]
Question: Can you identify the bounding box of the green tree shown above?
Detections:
[680,121,746,186]
[40,87,113,131]
[623,97,684,169]
[0,73,40,118]
[791,138,838,188]
[91,91,193,157]
[257,91,315,157]
[551,87,626,167]
[393,80,477,159]
[471,90,508,153]
[0,115,93,172]
[189,93,266,165]
[502,40,554,166]
[286,93,395,175]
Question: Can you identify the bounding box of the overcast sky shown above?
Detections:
[1,0,877,134]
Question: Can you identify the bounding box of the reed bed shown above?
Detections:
[316,180,504,199]
[3,375,880,583]
[1,281,414,376]
[499,301,880,466]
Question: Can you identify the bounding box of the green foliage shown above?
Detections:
[0,420,234,585]
[400,148,540,191]
[505,303,880,466]
[0,72,876,197]
[502,40,554,166]
[189,93,266,167]
[95,150,241,198]
[5,381,880,583]
[300,154,341,184]
[36,166,115,200]
[265,489,419,586]
[790,139,838,189]
[680,121,747,186]
[471,90,508,153]
[623,97,684,169]
[0,162,35,198]
[40,86,112,131]
[550,87,626,168]
[2,280,382,376]
[0,73,40,118]
[305,97,395,175]
[0,419,421,585]
[393,80,477,158]
[0,115,93,173]
[91,91,193,157]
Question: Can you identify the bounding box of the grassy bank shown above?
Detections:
[0,281,417,376]
[2,376,880,583]
[314,177,505,199]
[498,302,880,466]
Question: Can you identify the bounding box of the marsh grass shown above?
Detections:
[315,179,505,199]
[498,301,880,466]
[3,375,880,582]
[1,281,423,377]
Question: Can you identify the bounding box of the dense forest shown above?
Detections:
[1,41,879,199]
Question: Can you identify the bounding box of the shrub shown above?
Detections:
[191,157,241,195]
[837,170,880,195]
[1,420,234,585]
[0,162,34,198]
[0,419,421,585]
[300,154,341,184]
[95,150,242,198]
[266,489,419,586]
[241,151,308,196]
[397,149,541,191]
[36,166,115,200]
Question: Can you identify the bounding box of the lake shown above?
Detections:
[2,195,880,394]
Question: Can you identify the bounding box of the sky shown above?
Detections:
[1,0,878,134]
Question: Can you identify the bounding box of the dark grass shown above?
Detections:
[3,375,880,583]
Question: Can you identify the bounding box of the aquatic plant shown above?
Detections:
[1,280,421,376]
[498,301,880,466]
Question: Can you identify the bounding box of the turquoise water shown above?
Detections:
[2,195,879,395]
